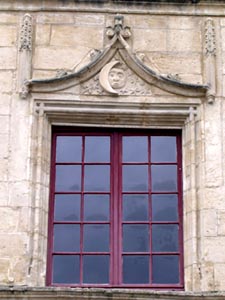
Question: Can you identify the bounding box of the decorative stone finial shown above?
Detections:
[106,15,131,39]
[19,14,33,52]
[205,18,216,56]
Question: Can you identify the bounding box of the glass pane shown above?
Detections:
[84,165,110,191]
[152,225,179,252]
[152,255,179,284]
[56,136,82,162]
[54,194,80,221]
[151,165,177,192]
[84,225,109,252]
[152,194,178,221]
[53,255,80,284]
[123,255,149,284]
[123,165,148,191]
[122,136,148,162]
[123,194,148,221]
[84,194,109,221]
[55,165,81,192]
[85,136,110,162]
[151,136,177,162]
[54,224,80,252]
[123,225,149,252]
[83,255,109,283]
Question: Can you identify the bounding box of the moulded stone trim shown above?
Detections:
[34,99,199,129]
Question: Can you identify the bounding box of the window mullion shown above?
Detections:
[111,132,121,285]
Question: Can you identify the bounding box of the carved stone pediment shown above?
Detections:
[28,15,208,99]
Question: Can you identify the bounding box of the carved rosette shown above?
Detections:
[19,14,33,52]
[205,19,216,56]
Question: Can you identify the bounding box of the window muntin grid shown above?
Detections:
[47,129,183,288]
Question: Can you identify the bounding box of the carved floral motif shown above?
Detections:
[19,14,33,52]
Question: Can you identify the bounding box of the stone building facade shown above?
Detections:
[1,0,225,299]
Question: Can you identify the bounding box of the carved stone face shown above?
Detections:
[108,67,127,89]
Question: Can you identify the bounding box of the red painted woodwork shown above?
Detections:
[47,127,184,289]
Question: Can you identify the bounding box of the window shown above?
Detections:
[47,127,183,288]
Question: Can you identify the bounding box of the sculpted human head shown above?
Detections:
[108,67,127,89]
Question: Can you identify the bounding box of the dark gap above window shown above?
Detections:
[69,0,201,4]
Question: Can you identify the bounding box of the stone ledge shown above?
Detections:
[0,0,225,16]
[0,287,225,300]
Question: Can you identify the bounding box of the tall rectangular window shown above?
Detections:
[47,128,183,288]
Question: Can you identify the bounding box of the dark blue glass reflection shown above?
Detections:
[53,255,80,284]
[152,255,179,284]
[83,255,109,283]
[122,136,148,162]
[152,224,179,252]
[84,165,110,191]
[123,255,149,283]
[55,165,81,192]
[123,165,148,191]
[85,136,110,162]
[56,136,82,162]
[151,165,177,192]
[84,194,109,221]
[151,136,176,162]
[123,225,149,252]
[54,224,80,252]
[84,225,109,252]
[152,194,178,221]
[54,194,80,221]
[123,194,148,221]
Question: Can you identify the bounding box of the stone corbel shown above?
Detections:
[204,18,216,104]
[18,14,33,99]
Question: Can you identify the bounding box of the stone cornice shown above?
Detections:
[1,0,225,16]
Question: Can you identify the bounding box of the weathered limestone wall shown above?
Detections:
[1,1,225,295]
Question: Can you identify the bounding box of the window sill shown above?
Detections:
[0,286,224,299]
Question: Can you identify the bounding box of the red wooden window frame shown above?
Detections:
[47,127,184,289]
